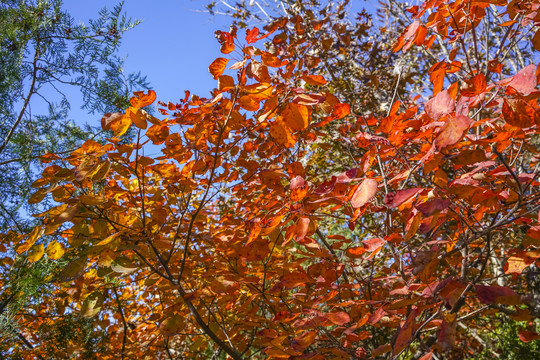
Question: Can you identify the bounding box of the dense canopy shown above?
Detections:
[2,0,540,359]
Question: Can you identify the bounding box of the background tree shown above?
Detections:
[0,0,148,353]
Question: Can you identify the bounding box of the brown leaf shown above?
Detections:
[159,314,185,336]
[57,256,88,282]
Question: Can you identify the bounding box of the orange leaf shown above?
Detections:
[346,246,366,258]
[127,107,148,129]
[270,120,296,148]
[282,103,310,131]
[17,226,44,254]
[504,255,532,275]
[101,112,123,131]
[146,124,169,145]
[130,90,156,108]
[351,178,377,208]
[209,57,229,79]
[218,75,235,91]
[330,103,350,120]
[290,176,308,202]
[302,74,327,86]
[238,95,260,111]
[435,115,472,150]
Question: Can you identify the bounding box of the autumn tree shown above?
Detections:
[4,0,540,359]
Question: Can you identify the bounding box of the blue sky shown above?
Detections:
[61,0,372,125]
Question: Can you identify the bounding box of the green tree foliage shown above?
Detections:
[0,0,148,228]
[0,0,148,352]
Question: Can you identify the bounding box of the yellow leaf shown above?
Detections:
[96,232,121,246]
[46,240,65,260]
[17,226,44,254]
[27,244,44,262]
[109,114,132,137]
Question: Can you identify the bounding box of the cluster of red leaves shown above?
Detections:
[8,0,540,359]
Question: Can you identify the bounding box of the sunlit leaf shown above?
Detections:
[46,240,65,260]
[27,244,44,262]
[209,57,229,79]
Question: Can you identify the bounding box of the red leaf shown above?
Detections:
[384,188,423,208]
[424,90,455,120]
[336,168,357,183]
[326,311,351,326]
[351,178,377,208]
[475,285,521,305]
[245,27,259,44]
[518,330,540,343]
[362,238,385,252]
[368,306,387,324]
[416,199,450,216]
[293,217,310,241]
[499,64,538,96]
[392,309,416,356]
